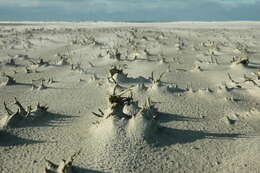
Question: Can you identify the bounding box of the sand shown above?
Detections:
[0,21,260,173]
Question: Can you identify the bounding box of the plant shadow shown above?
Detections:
[14,82,32,87]
[166,86,187,93]
[250,62,260,66]
[246,62,260,69]
[9,112,77,128]
[247,65,260,70]
[73,166,105,173]
[150,126,243,147]
[0,131,44,146]
[158,112,202,123]
[117,76,150,84]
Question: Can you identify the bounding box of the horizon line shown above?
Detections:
[0,20,260,23]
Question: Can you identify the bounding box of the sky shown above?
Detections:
[0,0,259,21]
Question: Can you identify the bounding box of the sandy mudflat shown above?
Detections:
[0,22,260,173]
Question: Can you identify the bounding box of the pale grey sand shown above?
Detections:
[0,22,260,173]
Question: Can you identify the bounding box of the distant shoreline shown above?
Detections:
[0,21,260,29]
[0,20,260,23]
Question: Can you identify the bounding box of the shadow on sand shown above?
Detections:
[9,112,77,128]
[73,166,105,173]
[16,82,33,87]
[0,131,44,146]
[247,65,260,70]
[117,75,150,84]
[244,61,260,69]
[166,86,187,93]
[158,112,202,123]
[150,126,243,147]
